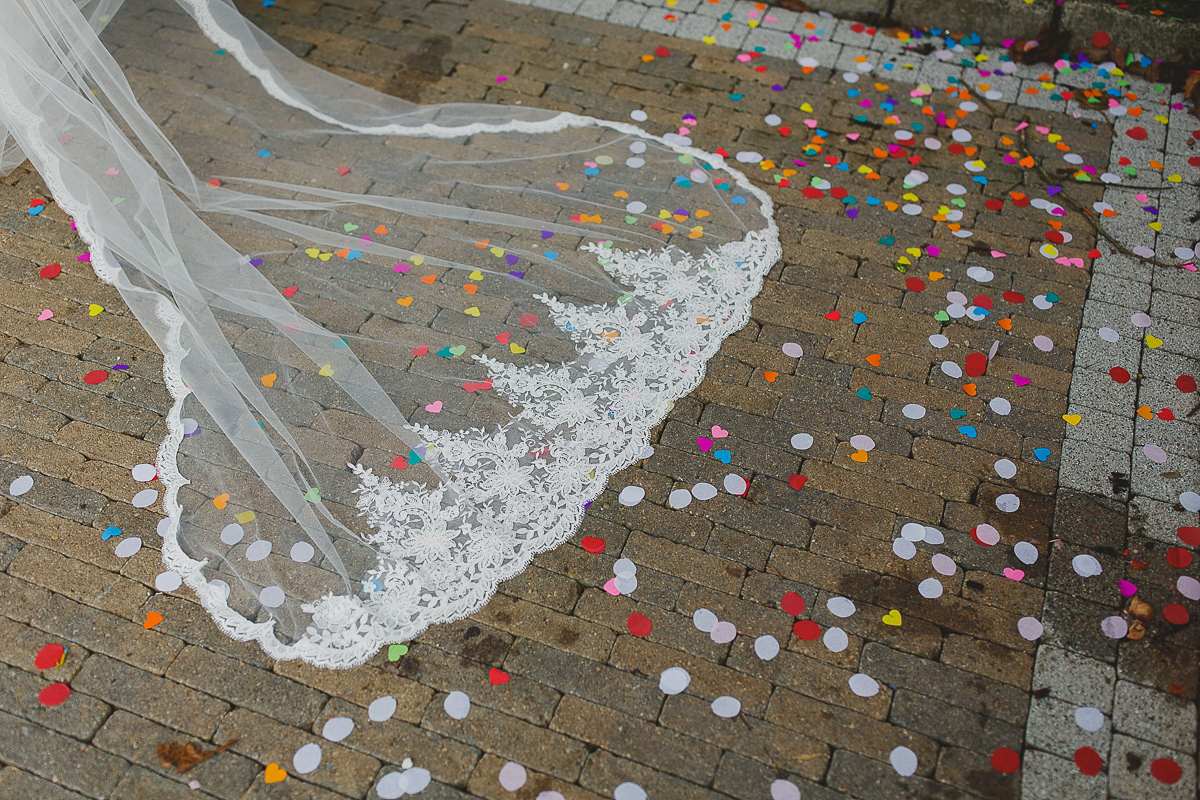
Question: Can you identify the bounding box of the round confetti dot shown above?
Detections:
[498,761,527,791]
[536,792,565,800]
[848,673,879,697]
[245,540,272,562]
[723,474,748,495]
[991,747,1021,774]
[614,782,648,800]
[823,626,849,653]
[259,586,285,608]
[627,613,652,637]
[613,558,637,579]
[1032,335,1054,352]
[1075,707,1105,732]
[995,493,1020,513]
[659,667,690,695]
[931,554,957,576]
[220,524,244,545]
[691,482,718,501]
[790,432,814,450]
[780,591,806,616]
[132,488,159,508]
[618,486,645,506]
[710,621,737,644]
[899,522,925,542]
[893,539,917,560]
[754,634,780,661]
[782,342,803,357]
[1072,554,1102,577]
[1183,491,1200,512]
[923,527,944,545]
[827,596,856,618]
[770,779,802,800]
[83,369,108,385]
[1163,603,1190,625]
[368,695,397,722]
[692,608,718,632]
[1131,312,1152,328]
[711,695,741,718]
[1096,326,1120,344]
[1151,758,1183,785]
[889,746,918,776]
[8,475,34,496]
[629,109,648,122]
[322,716,354,742]
[1109,366,1131,383]
[131,463,157,482]
[994,459,1017,479]
[114,537,142,559]
[1143,444,1168,464]
[849,434,875,452]
[1177,575,1200,601]
[444,690,471,720]
[1177,375,1197,393]
[1017,617,1044,641]
[940,360,964,379]
[972,524,1000,546]
[668,488,692,509]
[292,743,322,775]
[1014,542,1039,565]
[989,397,1012,416]
[1092,31,1110,47]
[290,541,315,562]
[928,334,949,349]
[1100,615,1128,638]
[155,571,182,592]
[1074,746,1103,776]
[1167,548,1194,569]
[793,619,821,640]
[918,578,943,599]
[902,403,927,420]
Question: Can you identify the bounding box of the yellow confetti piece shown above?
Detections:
[235,510,256,524]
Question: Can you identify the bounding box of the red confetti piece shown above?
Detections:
[802,187,825,199]
[1045,230,1066,244]
[39,683,71,707]
[1177,375,1197,393]
[626,613,652,637]
[1125,126,1147,141]
[34,644,65,670]
[792,619,820,640]
[1109,367,1131,384]
[991,747,1021,774]
[1092,31,1111,48]
[1159,408,1174,421]
[964,353,988,377]
[654,46,670,58]
[580,536,606,554]
[1166,547,1193,568]
[83,370,108,385]
[780,591,806,616]
[1178,526,1200,547]
[519,312,539,328]
[1087,249,1101,259]
[282,286,298,297]
[905,277,925,292]
[488,668,510,685]
[1162,603,1189,625]
[984,199,1004,211]
[1002,291,1025,303]
[972,294,993,311]
[390,456,409,469]
[823,311,840,321]
[1151,758,1183,784]
[39,263,61,280]
[1074,746,1104,776]
[787,474,807,490]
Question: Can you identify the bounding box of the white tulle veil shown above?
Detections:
[0,0,779,667]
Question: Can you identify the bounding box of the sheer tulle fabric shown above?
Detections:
[0,0,779,666]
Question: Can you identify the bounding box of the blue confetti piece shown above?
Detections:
[731,196,747,205]
[729,93,743,101]
[866,196,882,206]
[855,387,872,400]
[435,346,455,358]
[714,450,732,464]
[1033,448,1051,462]
[958,425,978,438]
[852,311,867,324]
[27,206,43,216]
[543,251,558,261]
[911,123,924,132]
[847,89,861,98]
[674,176,692,188]
[331,338,349,348]
[584,167,600,176]
[949,409,967,419]
[257,149,272,158]
[408,449,423,464]
[1046,291,1060,303]
[345,250,362,260]
[853,115,869,123]
[101,525,123,540]
[215,49,227,56]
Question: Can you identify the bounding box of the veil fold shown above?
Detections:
[0,0,779,666]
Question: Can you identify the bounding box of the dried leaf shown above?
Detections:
[1126,620,1146,640]
[157,739,236,773]
[1129,597,1153,621]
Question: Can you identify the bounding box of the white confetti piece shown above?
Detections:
[1075,707,1105,732]
[322,716,354,742]
[918,578,943,599]
[754,634,780,661]
[658,667,690,695]
[668,488,692,509]
[889,745,918,776]
[710,621,737,644]
[931,554,957,576]
[444,690,471,720]
[219,523,243,545]
[790,432,814,450]
[259,586,285,608]
[498,761,527,791]
[290,541,315,562]
[114,537,141,558]
[711,696,741,717]
[132,488,159,508]
[848,673,879,697]
[1017,616,1044,640]
[8,475,34,496]
[614,782,647,800]
[368,695,396,722]
[827,596,856,618]
[245,540,272,561]
[823,626,849,653]
[1072,554,1102,577]
[292,742,322,775]
[692,608,718,632]
[619,486,645,506]
[131,463,157,482]
[154,571,182,592]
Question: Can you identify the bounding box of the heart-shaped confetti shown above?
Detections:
[261,373,277,387]
[787,474,807,490]
[1002,568,1025,582]
[34,644,66,670]
[37,309,53,321]
[580,536,605,554]
[425,401,443,413]
[213,493,229,510]
[264,763,287,783]
[144,611,164,629]
[882,610,902,626]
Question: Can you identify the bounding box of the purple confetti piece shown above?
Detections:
[112,364,130,370]
[505,254,519,266]
[541,230,553,239]
[249,258,264,267]
[508,271,525,279]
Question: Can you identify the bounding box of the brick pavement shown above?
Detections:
[0,0,1197,798]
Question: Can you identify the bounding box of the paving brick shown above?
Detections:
[0,708,129,798]
[825,748,970,799]
[11,545,150,620]
[0,767,89,800]
[165,646,326,729]
[92,711,259,800]
[0,660,111,741]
